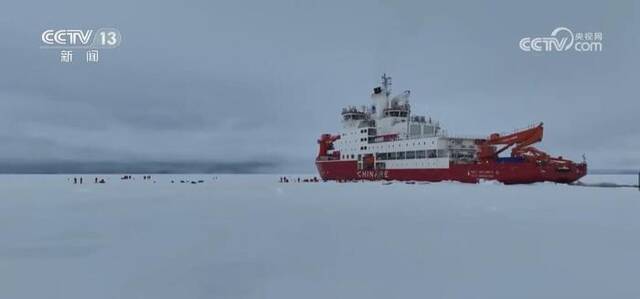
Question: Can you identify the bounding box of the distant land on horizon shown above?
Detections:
[588,169,640,175]
[0,161,284,174]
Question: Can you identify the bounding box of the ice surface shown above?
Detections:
[1,174,639,299]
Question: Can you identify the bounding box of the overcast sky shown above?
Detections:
[0,0,638,172]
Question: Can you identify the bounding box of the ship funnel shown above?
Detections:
[371,87,388,119]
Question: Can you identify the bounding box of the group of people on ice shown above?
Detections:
[279,176,320,183]
[71,177,106,184]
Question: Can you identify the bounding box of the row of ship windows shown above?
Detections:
[356,141,437,151]
[342,150,449,160]
[376,150,449,160]
[342,129,374,136]
[352,139,436,147]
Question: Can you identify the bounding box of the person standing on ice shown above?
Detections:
[73,177,77,184]
[80,177,83,184]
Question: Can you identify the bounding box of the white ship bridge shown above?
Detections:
[331,74,477,171]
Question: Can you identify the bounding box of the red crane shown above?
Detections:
[477,122,587,176]
[317,134,340,159]
[477,123,552,163]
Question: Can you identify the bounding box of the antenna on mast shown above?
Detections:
[381,73,392,97]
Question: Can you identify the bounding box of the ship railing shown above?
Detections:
[365,131,485,144]
[342,106,362,113]
[443,124,540,140]
[317,155,340,161]
[445,134,486,140]
[402,131,482,140]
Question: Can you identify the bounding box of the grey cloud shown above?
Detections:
[0,0,638,172]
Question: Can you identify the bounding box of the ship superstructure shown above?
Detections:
[316,74,587,184]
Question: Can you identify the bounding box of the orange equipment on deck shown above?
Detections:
[478,123,549,162]
[477,122,583,175]
[317,134,340,158]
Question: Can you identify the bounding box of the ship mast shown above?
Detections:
[381,73,392,97]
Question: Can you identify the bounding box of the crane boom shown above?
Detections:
[477,123,544,160]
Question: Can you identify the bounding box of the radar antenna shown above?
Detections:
[381,73,392,97]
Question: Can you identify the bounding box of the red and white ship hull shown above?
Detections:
[316,159,587,184]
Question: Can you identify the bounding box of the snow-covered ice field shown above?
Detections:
[1,174,639,299]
